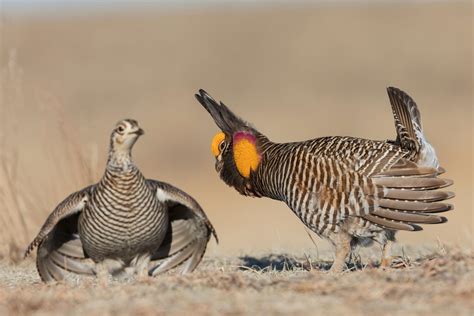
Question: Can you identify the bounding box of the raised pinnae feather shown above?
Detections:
[195,90,231,132]
[195,89,249,133]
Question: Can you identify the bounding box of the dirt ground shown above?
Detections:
[0,245,472,315]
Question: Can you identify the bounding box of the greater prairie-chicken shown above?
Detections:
[25,119,217,282]
[195,87,453,271]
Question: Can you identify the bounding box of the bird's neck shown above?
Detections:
[249,141,289,201]
[107,148,135,172]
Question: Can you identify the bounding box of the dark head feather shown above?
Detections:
[195,89,248,134]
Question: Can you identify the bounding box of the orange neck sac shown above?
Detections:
[232,132,261,178]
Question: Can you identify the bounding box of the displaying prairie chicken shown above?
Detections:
[25,119,217,282]
[195,87,453,272]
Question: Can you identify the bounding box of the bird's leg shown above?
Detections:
[380,240,393,268]
[348,241,362,269]
[134,253,151,281]
[329,232,352,273]
[95,261,110,287]
[95,259,124,286]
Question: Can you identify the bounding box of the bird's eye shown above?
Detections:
[117,126,125,132]
[219,140,226,152]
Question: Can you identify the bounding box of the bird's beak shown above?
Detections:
[133,128,145,136]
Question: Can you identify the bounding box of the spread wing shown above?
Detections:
[146,180,217,275]
[295,151,453,235]
[25,185,96,282]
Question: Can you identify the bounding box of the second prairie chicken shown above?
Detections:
[25,119,217,282]
[195,87,454,272]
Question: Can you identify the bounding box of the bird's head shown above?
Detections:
[195,90,266,196]
[110,119,145,155]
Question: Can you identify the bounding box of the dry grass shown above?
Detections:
[0,53,100,261]
[0,52,37,259]
[0,245,472,315]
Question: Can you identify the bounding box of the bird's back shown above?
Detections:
[255,135,407,192]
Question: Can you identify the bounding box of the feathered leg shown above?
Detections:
[133,253,151,281]
[329,232,352,273]
[95,258,124,286]
[380,240,393,268]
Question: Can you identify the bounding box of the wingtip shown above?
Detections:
[411,224,423,231]
[24,241,37,259]
[444,191,456,200]
[437,166,446,175]
[440,178,454,188]
[209,225,219,244]
[439,216,448,224]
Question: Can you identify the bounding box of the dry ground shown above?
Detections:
[0,245,472,315]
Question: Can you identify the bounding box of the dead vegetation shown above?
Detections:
[0,245,472,315]
[0,53,101,261]
[0,51,35,260]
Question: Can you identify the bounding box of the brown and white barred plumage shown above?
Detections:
[25,119,217,282]
[196,87,454,271]
[79,163,168,262]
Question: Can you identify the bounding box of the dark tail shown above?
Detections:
[387,87,440,169]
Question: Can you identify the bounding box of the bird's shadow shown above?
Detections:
[238,254,366,272]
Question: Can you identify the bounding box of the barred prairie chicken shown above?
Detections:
[25,119,217,282]
[195,87,454,272]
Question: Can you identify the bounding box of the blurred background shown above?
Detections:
[0,0,471,259]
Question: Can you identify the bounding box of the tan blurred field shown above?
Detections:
[0,1,472,315]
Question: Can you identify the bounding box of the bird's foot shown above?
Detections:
[327,261,346,275]
[380,257,392,269]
